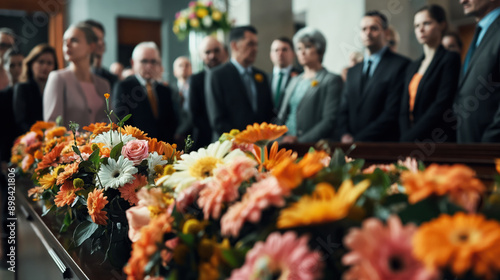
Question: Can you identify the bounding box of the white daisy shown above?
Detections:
[163,141,244,194]
[147,152,168,177]
[202,16,212,27]
[97,155,138,189]
[92,130,136,149]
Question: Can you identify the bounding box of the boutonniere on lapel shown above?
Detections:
[311,80,319,87]
[254,73,264,83]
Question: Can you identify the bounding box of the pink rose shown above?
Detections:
[175,12,181,18]
[207,1,213,6]
[188,1,197,7]
[126,205,151,242]
[121,139,149,165]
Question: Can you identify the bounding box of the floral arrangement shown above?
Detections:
[119,123,500,280]
[10,94,181,267]
[12,113,500,280]
[173,1,231,40]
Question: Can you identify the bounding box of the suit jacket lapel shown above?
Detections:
[229,63,253,111]
[299,68,326,111]
[277,75,300,123]
[460,16,500,87]
[414,46,444,109]
[357,54,390,109]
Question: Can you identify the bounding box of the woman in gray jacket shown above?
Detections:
[277,27,343,143]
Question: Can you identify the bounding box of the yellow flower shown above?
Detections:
[311,80,319,87]
[277,180,370,228]
[190,18,200,28]
[212,10,222,21]
[196,8,209,18]
[254,73,264,83]
[173,25,180,34]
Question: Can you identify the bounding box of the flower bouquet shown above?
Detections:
[10,94,181,268]
[173,1,231,40]
[121,123,500,280]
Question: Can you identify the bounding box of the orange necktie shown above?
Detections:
[146,81,159,118]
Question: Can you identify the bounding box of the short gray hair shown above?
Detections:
[293,27,327,62]
[131,42,159,61]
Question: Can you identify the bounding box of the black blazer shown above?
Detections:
[268,66,302,112]
[93,67,119,90]
[13,80,43,133]
[112,76,177,143]
[206,62,274,139]
[189,70,212,149]
[399,45,460,142]
[338,49,410,142]
[455,15,500,143]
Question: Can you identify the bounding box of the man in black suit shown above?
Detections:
[338,11,410,143]
[189,36,224,149]
[84,20,118,89]
[454,0,500,142]
[269,37,301,112]
[206,26,274,139]
[112,42,177,143]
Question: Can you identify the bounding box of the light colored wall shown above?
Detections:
[228,0,251,25]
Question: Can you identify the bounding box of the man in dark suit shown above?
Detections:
[189,36,224,149]
[206,26,274,139]
[454,0,500,143]
[84,20,118,89]
[112,42,177,143]
[338,11,410,143]
[269,37,301,112]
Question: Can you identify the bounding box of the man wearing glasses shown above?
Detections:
[0,28,15,91]
[112,41,177,143]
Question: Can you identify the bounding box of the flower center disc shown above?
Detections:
[189,157,221,180]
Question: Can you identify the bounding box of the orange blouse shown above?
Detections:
[408,73,423,113]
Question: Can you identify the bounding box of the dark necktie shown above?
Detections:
[243,69,257,112]
[362,60,372,91]
[274,72,284,109]
[463,25,482,73]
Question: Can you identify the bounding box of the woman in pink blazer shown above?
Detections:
[44,22,110,127]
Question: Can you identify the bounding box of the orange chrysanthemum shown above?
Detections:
[413,213,500,279]
[253,141,298,171]
[30,121,56,137]
[82,122,118,135]
[277,180,370,228]
[34,149,44,160]
[54,181,81,207]
[148,138,180,160]
[401,164,486,209]
[36,143,66,172]
[87,189,109,225]
[234,122,288,145]
[120,125,149,140]
[271,157,303,190]
[45,126,67,140]
[56,162,80,185]
[24,141,42,155]
[124,214,173,280]
[39,173,57,189]
[298,150,330,178]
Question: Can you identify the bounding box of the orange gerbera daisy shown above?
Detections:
[148,138,180,160]
[253,141,298,171]
[82,122,118,135]
[401,164,486,210]
[54,181,81,207]
[87,189,109,225]
[56,162,80,185]
[271,157,303,190]
[277,180,370,228]
[298,150,330,178]
[24,141,42,155]
[28,186,44,200]
[234,122,287,145]
[119,125,148,140]
[36,143,66,172]
[124,213,173,280]
[30,121,56,137]
[413,213,500,279]
[45,126,67,140]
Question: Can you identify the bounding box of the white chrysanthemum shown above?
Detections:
[202,16,212,27]
[98,156,138,189]
[163,141,244,194]
[92,130,136,149]
[147,152,168,176]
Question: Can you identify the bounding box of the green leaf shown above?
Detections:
[72,145,82,156]
[121,114,132,124]
[144,251,161,274]
[74,220,99,247]
[60,211,74,233]
[330,148,346,168]
[110,142,124,160]
[221,248,247,268]
[41,205,56,217]
[89,148,101,166]
[177,233,195,247]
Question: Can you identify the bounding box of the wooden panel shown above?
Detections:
[458,23,475,61]
[49,12,65,69]
[117,18,162,48]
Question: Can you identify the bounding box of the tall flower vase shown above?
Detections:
[189,29,226,73]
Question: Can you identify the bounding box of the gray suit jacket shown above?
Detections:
[277,68,343,142]
[455,14,500,143]
[43,68,110,127]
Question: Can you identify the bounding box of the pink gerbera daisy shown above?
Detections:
[229,231,323,280]
[119,174,148,205]
[342,215,438,280]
